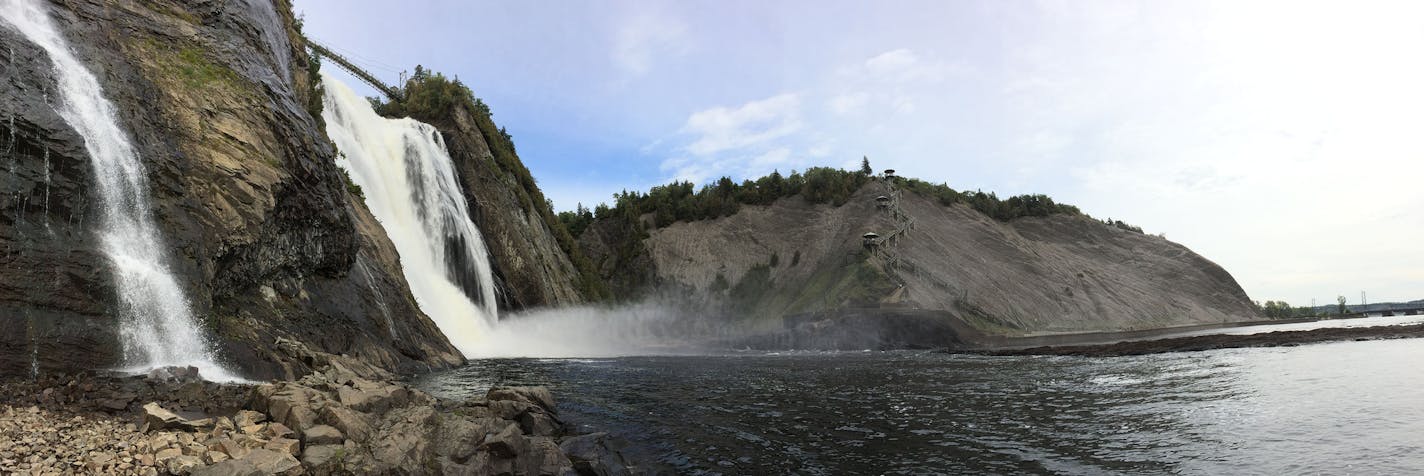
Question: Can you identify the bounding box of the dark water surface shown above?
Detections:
[415,339,1424,475]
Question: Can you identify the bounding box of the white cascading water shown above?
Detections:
[1,0,235,380]
[320,73,498,355]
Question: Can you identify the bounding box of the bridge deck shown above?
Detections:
[308,41,403,102]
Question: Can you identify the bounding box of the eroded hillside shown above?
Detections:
[580,175,1258,339]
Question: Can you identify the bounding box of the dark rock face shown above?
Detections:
[0,0,461,378]
[0,7,114,374]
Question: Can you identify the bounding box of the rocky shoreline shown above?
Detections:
[0,350,647,475]
[968,323,1424,357]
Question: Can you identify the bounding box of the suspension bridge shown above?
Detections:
[306,40,404,102]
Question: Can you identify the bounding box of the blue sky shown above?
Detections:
[296,0,1424,306]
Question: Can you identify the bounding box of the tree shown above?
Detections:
[1337,295,1348,315]
[1260,300,1294,319]
[860,156,873,175]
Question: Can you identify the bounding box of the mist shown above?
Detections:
[465,301,748,358]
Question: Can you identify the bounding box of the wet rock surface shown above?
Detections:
[0,357,654,475]
[0,0,463,379]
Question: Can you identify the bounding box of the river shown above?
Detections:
[416,338,1424,475]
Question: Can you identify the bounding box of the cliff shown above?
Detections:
[580,177,1259,342]
[392,93,604,310]
[0,0,462,378]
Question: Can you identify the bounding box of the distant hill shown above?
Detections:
[569,170,1260,340]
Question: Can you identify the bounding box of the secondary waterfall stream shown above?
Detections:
[0,0,233,379]
[320,73,498,355]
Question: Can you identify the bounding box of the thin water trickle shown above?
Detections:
[355,258,398,339]
[26,312,38,379]
[40,144,49,232]
[321,73,498,355]
[6,114,14,185]
[0,0,235,380]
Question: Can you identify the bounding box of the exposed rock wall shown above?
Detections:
[583,181,1258,338]
[0,0,461,378]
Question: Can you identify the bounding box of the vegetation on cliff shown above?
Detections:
[371,68,609,300]
[562,167,873,235]
[558,164,1125,242]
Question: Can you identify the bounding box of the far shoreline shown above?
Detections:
[957,321,1424,357]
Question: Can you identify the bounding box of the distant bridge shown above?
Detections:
[1355,306,1424,318]
[307,41,404,102]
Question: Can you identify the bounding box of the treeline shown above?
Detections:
[897,178,1083,222]
[559,167,874,235]
[559,165,1113,240]
[369,66,609,300]
[1258,300,1320,319]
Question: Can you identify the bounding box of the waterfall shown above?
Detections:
[0,0,235,380]
[320,73,498,355]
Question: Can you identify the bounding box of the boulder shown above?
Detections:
[232,410,265,429]
[142,403,184,431]
[84,453,114,472]
[182,418,217,431]
[149,432,179,451]
[560,433,630,476]
[265,437,301,457]
[301,425,343,446]
[518,409,563,437]
[154,447,184,464]
[481,423,526,459]
[191,459,264,476]
[285,407,320,434]
[487,398,563,437]
[264,422,295,440]
[522,437,574,476]
[318,406,373,443]
[487,387,557,414]
[166,454,205,475]
[236,448,302,475]
[488,400,539,421]
[206,452,230,464]
[299,445,345,474]
[432,417,508,465]
[368,406,437,468]
[336,381,411,414]
[214,438,250,460]
[262,386,325,430]
[100,393,136,412]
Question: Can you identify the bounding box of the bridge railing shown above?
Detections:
[307,41,404,102]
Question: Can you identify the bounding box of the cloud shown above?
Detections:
[865,49,919,76]
[612,12,689,76]
[660,94,813,183]
[681,93,803,156]
[857,48,954,83]
[659,48,957,184]
[829,92,870,115]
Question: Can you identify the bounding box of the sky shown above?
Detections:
[295,0,1424,306]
